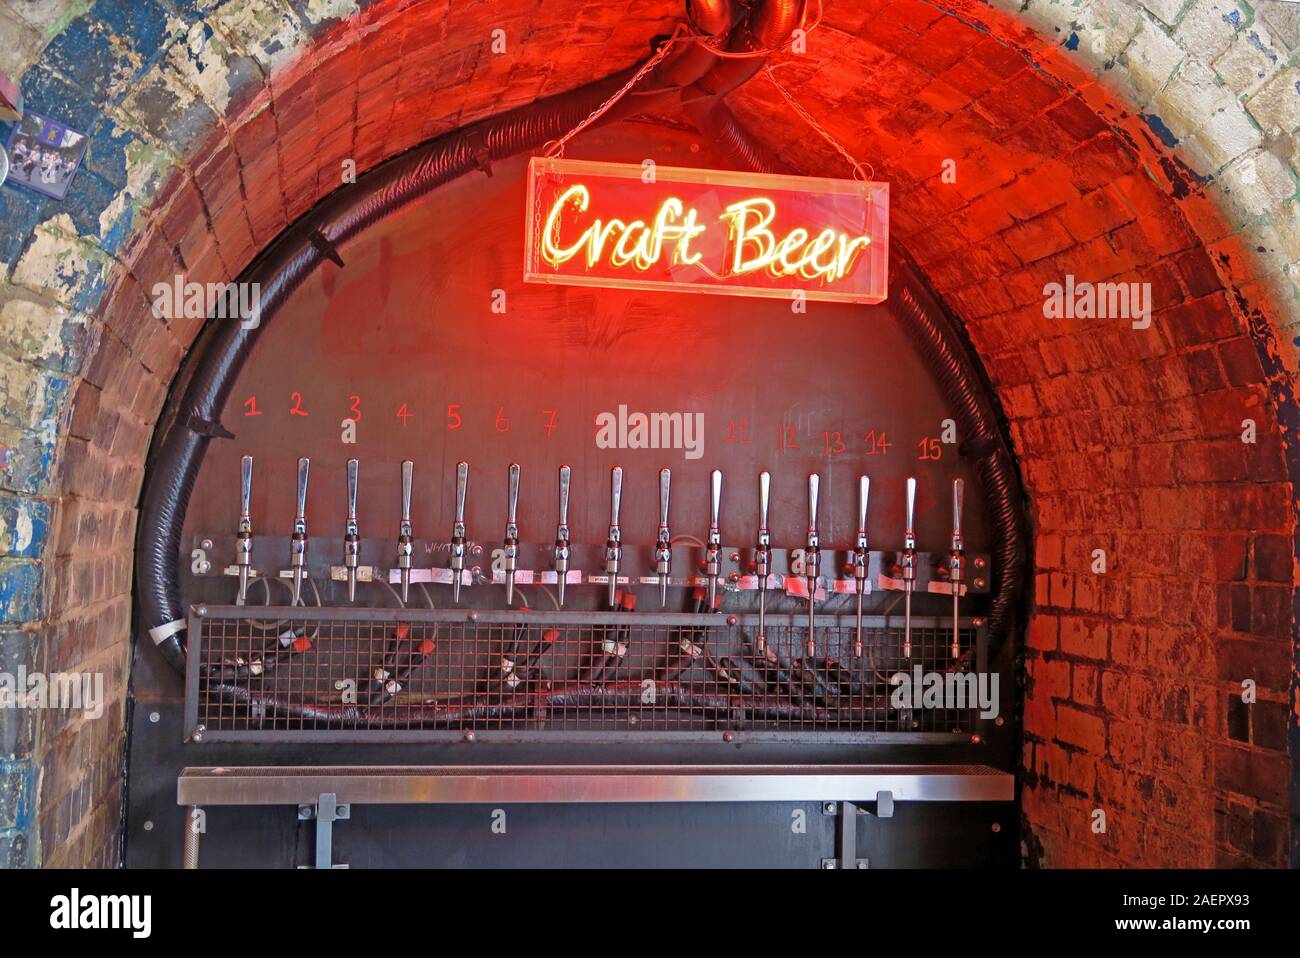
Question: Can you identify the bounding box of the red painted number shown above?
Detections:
[918,437,942,460]
[863,430,890,455]
[777,425,800,451]
[243,396,262,417]
[446,404,462,430]
[821,430,846,456]
[396,402,413,426]
[724,420,752,444]
[494,406,510,433]
[349,395,362,422]
[543,409,558,438]
[289,391,308,416]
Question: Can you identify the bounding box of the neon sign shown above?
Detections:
[524,157,889,304]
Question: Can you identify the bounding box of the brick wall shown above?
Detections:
[0,0,1295,867]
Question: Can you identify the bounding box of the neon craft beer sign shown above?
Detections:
[524,157,889,304]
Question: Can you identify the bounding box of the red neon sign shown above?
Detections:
[524,157,889,304]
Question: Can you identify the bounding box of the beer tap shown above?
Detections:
[553,465,571,607]
[705,469,722,609]
[655,468,672,607]
[449,461,468,604]
[605,466,623,608]
[902,476,918,657]
[853,475,870,657]
[805,473,820,657]
[755,470,771,653]
[289,457,309,604]
[949,477,965,658]
[343,458,360,602]
[235,455,253,605]
[502,463,521,606]
[396,460,413,604]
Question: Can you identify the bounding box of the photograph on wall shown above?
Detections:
[4,111,88,200]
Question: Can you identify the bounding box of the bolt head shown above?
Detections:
[467,611,478,622]
[463,730,476,742]
[149,711,160,724]
[726,615,737,626]
[722,731,734,742]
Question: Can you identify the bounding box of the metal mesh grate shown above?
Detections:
[187,607,985,742]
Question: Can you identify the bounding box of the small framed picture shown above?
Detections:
[4,111,89,200]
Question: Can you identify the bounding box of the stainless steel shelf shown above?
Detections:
[178,763,1014,806]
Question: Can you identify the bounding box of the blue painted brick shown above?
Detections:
[0,758,35,832]
[0,182,55,267]
[0,493,51,560]
[18,65,103,137]
[0,560,44,625]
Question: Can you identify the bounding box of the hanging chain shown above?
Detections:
[543,23,690,158]
[763,63,872,182]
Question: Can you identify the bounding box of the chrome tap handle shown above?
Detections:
[904,476,917,553]
[952,477,964,553]
[805,472,821,656]
[450,461,468,603]
[557,464,571,530]
[503,463,520,605]
[605,466,624,607]
[344,459,360,601]
[345,459,359,529]
[240,456,253,528]
[400,460,413,531]
[705,470,723,608]
[454,461,468,530]
[294,458,310,532]
[554,465,571,606]
[758,470,770,538]
[290,457,310,604]
[397,460,413,603]
[806,473,821,563]
[950,477,965,658]
[609,465,623,529]
[506,463,520,530]
[236,455,253,604]
[656,468,672,605]
[857,475,870,545]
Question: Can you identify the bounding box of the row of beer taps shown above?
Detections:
[233,457,969,657]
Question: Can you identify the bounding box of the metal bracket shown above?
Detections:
[296,792,350,869]
[820,800,869,869]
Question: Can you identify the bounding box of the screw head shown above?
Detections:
[191,725,205,743]
[970,734,982,744]
[195,605,207,617]
[143,820,154,832]
[974,557,986,569]
[995,716,1005,727]
[991,822,1002,833]
[974,578,986,588]
[822,859,837,870]
[467,611,478,622]
[722,731,734,742]
[149,711,160,724]
[463,730,476,742]
[726,615,737,626]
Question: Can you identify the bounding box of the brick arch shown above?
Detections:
[0,0,1293,867]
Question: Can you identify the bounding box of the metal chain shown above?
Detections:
[763,63,872,181]
[544,23,689,158]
